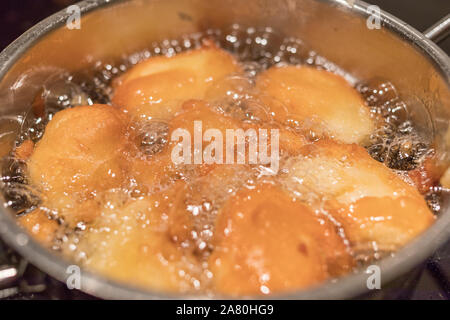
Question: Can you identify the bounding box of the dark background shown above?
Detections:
[370,0,450,53]
[0,0,448,300]
[0,0,449,53]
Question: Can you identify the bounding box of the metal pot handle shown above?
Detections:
[424,13,450,43]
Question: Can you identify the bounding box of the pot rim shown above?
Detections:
[0,0,449,300]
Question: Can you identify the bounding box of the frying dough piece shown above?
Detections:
[130,99,307,190]
[18,209,58,245]
[27,110,200,292]
[15,139,34,160]
[407,155,443,194]
[27,104,129,225]
[80,185,199,292]
[128,100,243,191]
[256,66,374,144]
[283,140,435,251]
[112,45,241,121]
[210,183,353,295]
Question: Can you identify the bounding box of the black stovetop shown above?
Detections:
[0,0,449,300]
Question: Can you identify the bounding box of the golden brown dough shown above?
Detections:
[210,183,353,295]
[80,186,199,292]
[407,155,443,194]
[283,140,435,251]
[15,140,34,161]
[129,99,307,190]
[24,103,201,291]
[256,66,375,144]
[18,209,58,245]
[128,100,243,190]
[112,45,241,121]
[27,104,129,226]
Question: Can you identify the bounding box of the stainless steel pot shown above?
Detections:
[0,0,449,299]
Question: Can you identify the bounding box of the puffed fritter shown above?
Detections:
[256,66,375,144]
